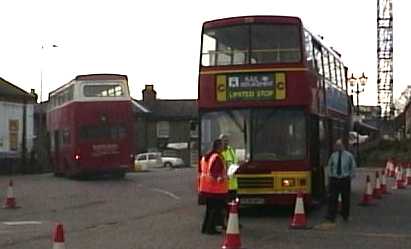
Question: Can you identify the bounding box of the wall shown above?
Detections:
[0,101,34,155]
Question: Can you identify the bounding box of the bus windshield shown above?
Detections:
[252,109,305,161]
[83,84,125,97]
[202,24,301,66]
[200,109,306,162]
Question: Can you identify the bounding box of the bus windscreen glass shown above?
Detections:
[83,84,124,97]
[251,109,305,161]
[202,24,301,66]
[200,109,305,162]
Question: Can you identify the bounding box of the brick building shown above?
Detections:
[132,85,198,166]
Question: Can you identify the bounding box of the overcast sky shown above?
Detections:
[0,0,409,105]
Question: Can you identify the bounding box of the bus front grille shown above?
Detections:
[237,177,274,189]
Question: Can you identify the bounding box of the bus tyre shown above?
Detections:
[164,162,173,168]
[113,171,126,179]
[53,171,64,177]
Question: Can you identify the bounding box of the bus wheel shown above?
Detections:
[164,162,173,168]
[113,171,125,179]
[53,171,64,177]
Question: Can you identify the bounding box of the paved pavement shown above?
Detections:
[0,166,410,249]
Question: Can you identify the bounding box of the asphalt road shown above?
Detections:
[0,166,410,249]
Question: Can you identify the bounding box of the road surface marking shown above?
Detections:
[150,188,181,200]
[2,221,42,226]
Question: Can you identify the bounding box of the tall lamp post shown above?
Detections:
[348,72,368,167]
[38,44,58,172]
[40,44,58,102]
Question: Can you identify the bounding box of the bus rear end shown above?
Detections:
[48,74,135,178]
[74,100,134,176]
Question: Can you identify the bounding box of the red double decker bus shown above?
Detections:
[47,74,134,178]
[198,16,351,206]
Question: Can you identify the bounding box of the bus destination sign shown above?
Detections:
[216,72,286,102]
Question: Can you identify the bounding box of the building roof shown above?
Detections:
[0,77,36,103]
[135,99,197,120]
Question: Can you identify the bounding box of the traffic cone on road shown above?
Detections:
[359,175,374,206]
[52,223,66,249]
[289,191,310,229]
[381,170,390,194]
[406,164,411,186]
[386,159,395,177]
[373,171,382,199]
[222,201,243,249]
[3,179,17,209]
[394,169,405,189]
[397,167,405,189]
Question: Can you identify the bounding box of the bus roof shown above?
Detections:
[49,73,128,97]
[75,74,128,81]
[203,15,302,29]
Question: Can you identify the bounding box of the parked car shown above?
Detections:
[349,131,369,145]
[161,156,185,168]
[134,151,185,170]
[134,152,162,171]
[161,149,185,168]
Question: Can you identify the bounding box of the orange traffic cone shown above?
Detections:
[386,159,395,177]
[3,179,18,209]
[394,168,405,189]
[289,191,310,229]
[406,164,411,186]
[381,170,390,194]
[398,164,406,189]
[373,171,382,199]
[359,175,374,206]
[52,223,66,249]
[222,201,243,249]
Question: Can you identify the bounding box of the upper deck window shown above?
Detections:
[83,84,124,97]
[202,23,301,66]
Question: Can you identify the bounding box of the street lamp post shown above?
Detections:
[38,44,58,172]
[348,72,368,167]
[40,44,58,102]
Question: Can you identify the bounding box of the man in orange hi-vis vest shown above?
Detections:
[199,139,228,235]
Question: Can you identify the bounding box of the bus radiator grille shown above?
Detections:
[237,177,273,189]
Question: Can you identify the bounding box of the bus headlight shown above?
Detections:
[281,178,295,187]
[299,178,307,186]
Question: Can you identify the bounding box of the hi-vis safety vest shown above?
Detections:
[197,157,208,192]
[221,146,238,190]
[198,153,228,194]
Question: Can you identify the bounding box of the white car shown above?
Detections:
[161,156,185,168]
[134,152,185,170]
[349,131,369,145]
[134,152,162,171]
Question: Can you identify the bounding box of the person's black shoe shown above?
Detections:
[207,229,221,235]
[324,215,335,223]
[324,217,335,223]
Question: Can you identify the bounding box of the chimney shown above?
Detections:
[30,89,38,102]
[142,84,157,102]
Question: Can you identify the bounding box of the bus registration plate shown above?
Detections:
[240,198,265,205]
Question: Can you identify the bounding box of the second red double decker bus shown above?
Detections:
[47,74,135,178]
[198,16,351,206]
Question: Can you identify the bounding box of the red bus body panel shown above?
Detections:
[47,100,134,175]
